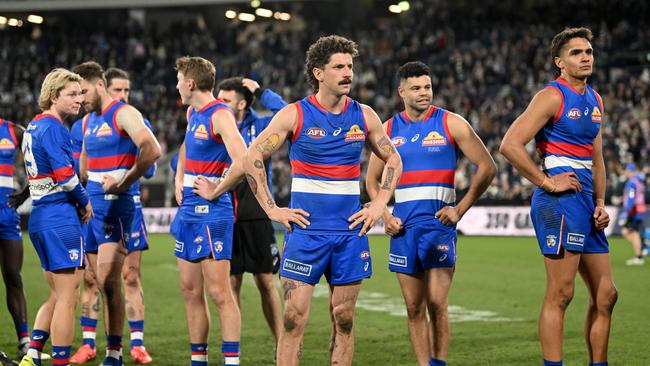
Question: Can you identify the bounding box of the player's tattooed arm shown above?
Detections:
[245,104,310,231]
[381,167,395,190]
[376,136,396,155]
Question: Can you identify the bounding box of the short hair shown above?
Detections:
[175,56,216,92]
[38,68,83,111]
[72,61,106,83]
[105,67,130,87]
[218,77,254,109]
[397,61,431,81]
[550,27,594,74]
[304,35,359,91]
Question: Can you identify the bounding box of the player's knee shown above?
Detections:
[404,301,427,321]
[596,284,618,313]
[205,284,229,307]
[427,297,448,316]
[332,305,355,335]
[3,269,23,290]
[554,285,575,310]
[97,274,121,297]
[283,307,307,334]
[122,267,140,288]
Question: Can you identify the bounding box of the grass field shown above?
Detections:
[1,234,648,365]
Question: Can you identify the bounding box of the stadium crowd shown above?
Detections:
[0,0,647,206]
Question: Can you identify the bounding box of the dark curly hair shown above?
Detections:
[550,27,593,75]
[304,35,359,91]
[397,61,430,81]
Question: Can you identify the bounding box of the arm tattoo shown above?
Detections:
[260,174,276,209]
[377,136,396,155]
[255,133,280,153]
[381,167,395,190]
[253,159,264,169]
[245,174,258,195]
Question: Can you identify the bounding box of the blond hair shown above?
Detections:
[39,68,83,111]
[175,56,216,92]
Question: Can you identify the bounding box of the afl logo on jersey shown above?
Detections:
[306,127,327,139]
[0,138,15,150]
[391,136,406,147]
[422,131,447,146]
[344,124,366,142]
[566,108,582,119]
[96,122,113,137]
[591,107,602,122]
[194,124,209,140]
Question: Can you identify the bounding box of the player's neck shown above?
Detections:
[43,108,64,123]
[314,90,347,114]
[560,73,587,94]
[404,106,430,121]
[190,92,216,111]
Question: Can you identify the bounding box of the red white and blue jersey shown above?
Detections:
[83,101,139,197]
[624,175,646,218]
[387,106,457,227]
[23,113,89,231]
[289,95,367,234]
[0,119,18,206]
[536,77,603,193]
[181,100,233,223]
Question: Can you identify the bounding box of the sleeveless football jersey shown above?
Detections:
[289,95,367,234]
[83,101,139,197]
[535,77,603,193]
[387,106,457,227]
[0,118,18,206]
[181,99,233,222]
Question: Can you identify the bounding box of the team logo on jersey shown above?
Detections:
[566,108,582,119]
[194,124,209,140]
[0,138,15,150]
[591,107,602,122]
[344,124,366,142]
[306,127,327,139]
[422,131,447,146]
[131,231,140,239]
[68,249,80,261]
[391,136,406,147]
[437,245,449,252]
[359,251,370,260]
[96,122,113,137]
[546,234,557,248]
[215,241,224,253]
[194,235,204,244]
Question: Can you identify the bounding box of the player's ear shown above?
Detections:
[238,99,247,111]
[188,79,196,92]
[397,83,405,99]
[313,67,324,83]
[96,78,104,90]
[554,56,563,73]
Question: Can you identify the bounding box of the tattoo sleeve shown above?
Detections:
[381,167,395,190]
[245,174,258,195]
[377,136,396,155]
[255,133,280,154]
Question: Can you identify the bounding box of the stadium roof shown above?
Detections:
[0,0,307,11]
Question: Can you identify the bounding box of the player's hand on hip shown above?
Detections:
[80,201,94,224]
[349,202,384,236]
[102,175,122,194]
[435,206,461,226]
[548,172,582,193]
[192,175,218,201]
[384,215,403,236]
[268,207,310,232]
[242,78,260,94]
[593,205,609,230]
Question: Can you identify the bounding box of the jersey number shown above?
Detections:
[22,132,38,178]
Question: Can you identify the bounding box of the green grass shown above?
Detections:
[1,234,648,365]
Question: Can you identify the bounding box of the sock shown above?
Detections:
[128,320,144,347]
[222,341,240,366]
[80,317,97,348]
[589,363,608,366]
[190,343,208,366]
[26,329,49,366]
[16,321,30,350]
[52,345,71,366]
[544,360,563,366]
[105,335,122,362]
[430,359,447,366]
